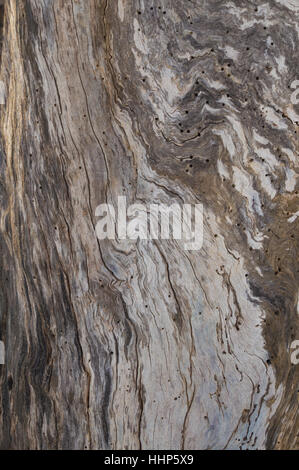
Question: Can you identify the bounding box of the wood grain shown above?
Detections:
[0,0,298,450]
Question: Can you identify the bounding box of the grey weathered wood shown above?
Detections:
[0,0,298,450]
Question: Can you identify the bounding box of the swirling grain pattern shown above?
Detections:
[0,0,298,450]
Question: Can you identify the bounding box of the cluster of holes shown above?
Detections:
[139,7,167,15]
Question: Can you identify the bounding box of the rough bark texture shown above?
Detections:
[0,0,298,450]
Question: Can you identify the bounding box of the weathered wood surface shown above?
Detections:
[0,0,298,450]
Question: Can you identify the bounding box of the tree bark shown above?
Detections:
[0,0,298,450]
